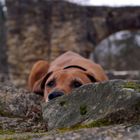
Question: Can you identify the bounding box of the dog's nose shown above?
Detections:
[48,91,64,100]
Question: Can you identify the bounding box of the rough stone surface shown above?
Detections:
[33,124,140,140]
[1,124,140,140]
[0,80,140,139]
[43,80,140,130]
[0,82,46,132]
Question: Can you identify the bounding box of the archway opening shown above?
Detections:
[92,30,140,79]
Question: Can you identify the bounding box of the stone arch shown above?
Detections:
[92,30,140,80]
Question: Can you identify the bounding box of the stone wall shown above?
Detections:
[6,0,52,87]
[6,0,96,87]
[0,3,8,81]
[50,1,94,59]
[5,0,140,87]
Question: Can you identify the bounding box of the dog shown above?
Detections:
[28,51,108,102]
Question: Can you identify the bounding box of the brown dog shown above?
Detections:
[28,51,108,102]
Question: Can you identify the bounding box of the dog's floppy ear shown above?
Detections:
[85,64,108,83]
[28,60,49,95]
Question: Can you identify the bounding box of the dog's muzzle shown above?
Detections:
[48,91,64,100]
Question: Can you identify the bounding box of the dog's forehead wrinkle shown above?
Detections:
[63,65,87,71]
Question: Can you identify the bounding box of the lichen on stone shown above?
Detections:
[59,101,66,107]
[0,132,47,140]
[122,81,140,92]
[0,129,15,135]
[80,104,87,115]
[59,118,112,133]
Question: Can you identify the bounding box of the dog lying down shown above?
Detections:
[28,51,108,102]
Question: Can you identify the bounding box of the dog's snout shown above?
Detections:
[48,91,64,100]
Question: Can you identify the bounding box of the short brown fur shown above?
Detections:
[28,51,108,102]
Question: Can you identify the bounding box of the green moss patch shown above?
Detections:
[0,103,15,118]
[59,101,66,107]
[122,82,140,92]
[84,119,112,128]
[80,105,87,115]
[0,109,13,117]
[0,132,47,140]
[59,118,112,133]
[0,130,15,135]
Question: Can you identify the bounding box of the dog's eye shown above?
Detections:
[71,80,83,89]
[46,80,56,88]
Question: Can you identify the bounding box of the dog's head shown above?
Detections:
[31,64,108,102]
[28,57,108,102]
[36,65,98,102]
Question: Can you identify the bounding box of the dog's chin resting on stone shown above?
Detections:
[28,51,108,102]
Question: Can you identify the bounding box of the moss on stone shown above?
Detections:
[59,118,112,133]
[122,82,140,92]
[0,132,47,140]
[0,130,15,135]
[80,104,87,115]
[84,119,112,128]
[59,101,66,107]
[0,109,12,117]
[0,102,15,118]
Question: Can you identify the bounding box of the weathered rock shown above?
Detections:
[0,82,46,132]
[43,80,140,130]
[34,124,140,140]
[0,80,140,139]
[1,124,140,140]
[0,82,41,117]
[0,132,47,140]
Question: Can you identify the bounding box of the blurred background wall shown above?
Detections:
[0,2,8,81]
[0,0,140,87]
